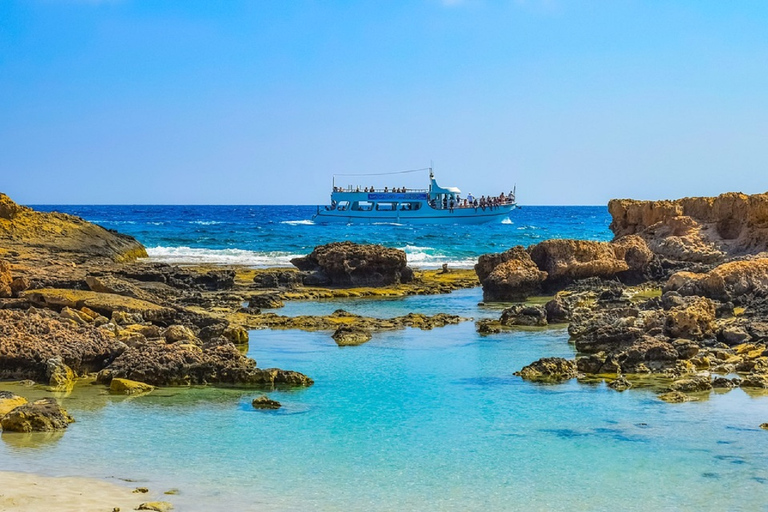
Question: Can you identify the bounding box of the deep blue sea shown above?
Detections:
[2,205,766,511]
[33,205,612,267]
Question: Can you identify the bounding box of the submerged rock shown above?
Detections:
[515,357,577,382]
[252,395,281,410]
[668,375,713,393]
[109,377,155,395]
[137,502,174,512]
[0,398,74,432]
[0,391,27,417]
[608,376,632,391]
[658,391,698,403]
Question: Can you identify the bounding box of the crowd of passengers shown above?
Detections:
[330,186,514,212]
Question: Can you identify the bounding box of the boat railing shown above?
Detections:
[332,187,430,193]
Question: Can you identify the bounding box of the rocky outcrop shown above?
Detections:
[476,237,653,301]
[665,259,768,302]
[608,192,768,263]
[0,391,28,416]
[475,247,547,301]
[499,304,548,327]
[0,398,74,432]
[0,193,147,263]
[109,378,155,395]
[514,357,577,382]
[291,242,413,287]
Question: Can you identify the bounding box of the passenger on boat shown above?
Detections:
[467,193,474,203]
[384,187,388,192]
[449,198,455,213]
[442,197,447,209]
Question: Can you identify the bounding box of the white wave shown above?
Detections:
[372,222,404,226]
[144,246,302,267]
[280,220,315,226]
[501,218,513,225]
[400,245,476,269]
[189,220,222,226]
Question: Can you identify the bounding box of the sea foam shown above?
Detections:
[145,246,302,266]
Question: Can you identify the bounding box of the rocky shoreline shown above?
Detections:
[475,191,768,402]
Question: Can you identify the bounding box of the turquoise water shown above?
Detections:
[2,291,768,511]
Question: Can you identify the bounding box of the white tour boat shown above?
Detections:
[312,168,516,224]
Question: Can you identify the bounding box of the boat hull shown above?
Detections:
[313,204,516,225]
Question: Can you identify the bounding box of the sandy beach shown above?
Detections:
[0,471,167,512]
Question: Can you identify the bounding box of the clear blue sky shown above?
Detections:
[1,0,767,205]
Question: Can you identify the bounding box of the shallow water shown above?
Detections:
[2,293,768,511]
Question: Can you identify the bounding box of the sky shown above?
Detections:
[1,0,767,205]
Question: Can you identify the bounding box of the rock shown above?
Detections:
[252,395,281,409]
[475,319,503,334]
[760,423,768,430]
[616,337,679,373]
[109,378,155,395]
[545,296,572,323]
[0,260,12,298]
[252,269,304,289]
[611,235,654,274]
[514,357,577,382]
[0,390,28,416]
[668,375,713,393]
[163,324,198,343]
[664,297,716,340]
[576,354,607,374]
[528,239,629,287]
[665,259,768,301]
[0,193,147,263]
[137,502,174,512]
[609,192,768,263]
[290,242,413,287]
[332,326,372,346]
[248,293,284,309]
[10,276,29,295]
[475,246,548,301]
[0,398,74,432]
[133,487,150,493]
[23,288,175,324]
[222,324,249,344]
[712,376,738,389]
[608,376,632,391]
[499,304,548,327]
[658,391,698,403]
[46,357,76,390]
[0,308,126,382]
[720,326,750,346]
[740,373,768,388]
[671,339,700,359]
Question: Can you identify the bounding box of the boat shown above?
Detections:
[312,168,516,224]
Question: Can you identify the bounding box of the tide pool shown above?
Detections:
[2,292,768,511]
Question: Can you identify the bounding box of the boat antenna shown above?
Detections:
[429,160,434,179]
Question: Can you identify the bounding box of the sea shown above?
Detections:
[1,205,767,511]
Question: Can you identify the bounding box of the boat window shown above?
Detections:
[336,201,349,211]
[376,202,397,211]
[352,201,373,211]
[399,202,420,211]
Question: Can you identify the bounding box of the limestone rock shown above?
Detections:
[658,391,698,403]
[664,259,768,302]
[163,325,198,343]
[608,376,632,391]
[137,502,174,512]
[0,390,28,416]
[529,239,629,285]
[109,378,155,395]
[222,324,249,344]
[252,395,281,409]
[514,357,577,382]
[332,326,372,346]
[0,398,74,432]
[668,375,713,393]
[475,246,547,301]
[248,293,284,309]
[290,242,413,287]
[499,304,548,327]
[46,357,76,390]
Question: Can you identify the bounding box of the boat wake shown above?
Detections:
[280,220,315,226]
[145,246,302,266]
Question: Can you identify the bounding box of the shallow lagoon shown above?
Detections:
[2,291,768,511]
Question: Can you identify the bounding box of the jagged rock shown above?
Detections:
[720,326,750,346]
[0,391,27,416]
[529,239,630,286]
[0,309,125,382]
[252,395,281,410]
[222,324,249,344]
[332,326,372,346]
[290,242,413,287]
[671,339,700,359]
[514,357,577,382]
[741,373,768,388]
[712,376,738,389]
[665,259,768,302]
[609,192,768,263]
[545,296,572,323]
[668,375,712,393]
[163,324,198,343]
[499,304,548,327]
[658,391,698,403]
[248,293,285,309]
[616,337,679,373]
[0,260,12,298]
[475,246,547,301]
[109,377,155,395]
[46,357,76,390]
[0,398,74,432]
[252,269,303,289]
[608,376,632,391]
[475,319,503,334]
[664,297,716,340]
[576,354,606,374]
